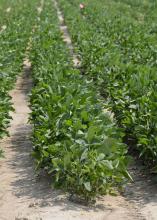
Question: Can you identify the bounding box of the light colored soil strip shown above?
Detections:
[53,0,80,67]
[0,59,34,219]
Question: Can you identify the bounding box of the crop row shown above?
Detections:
[29,0,130,201]
[0,0,39,156]
[58,0,157,166]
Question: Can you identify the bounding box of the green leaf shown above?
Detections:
[87,126,97,142]
[84,182,91,192]
[102,160,113,170]
[97,153,105,161]
[81,110,88,121]
[80,149,88,161]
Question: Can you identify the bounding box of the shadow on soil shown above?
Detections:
[123,160,157,208]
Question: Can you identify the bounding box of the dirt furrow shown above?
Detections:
[53,0,80,67]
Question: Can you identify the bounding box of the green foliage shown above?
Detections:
[29,0,129,201]
[59,0,157,165]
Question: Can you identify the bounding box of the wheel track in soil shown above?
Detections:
[0,0,156,219]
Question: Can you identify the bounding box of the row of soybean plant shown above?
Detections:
[29,0,130,202]
[0,0,39,156]
[59,0,157,167]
